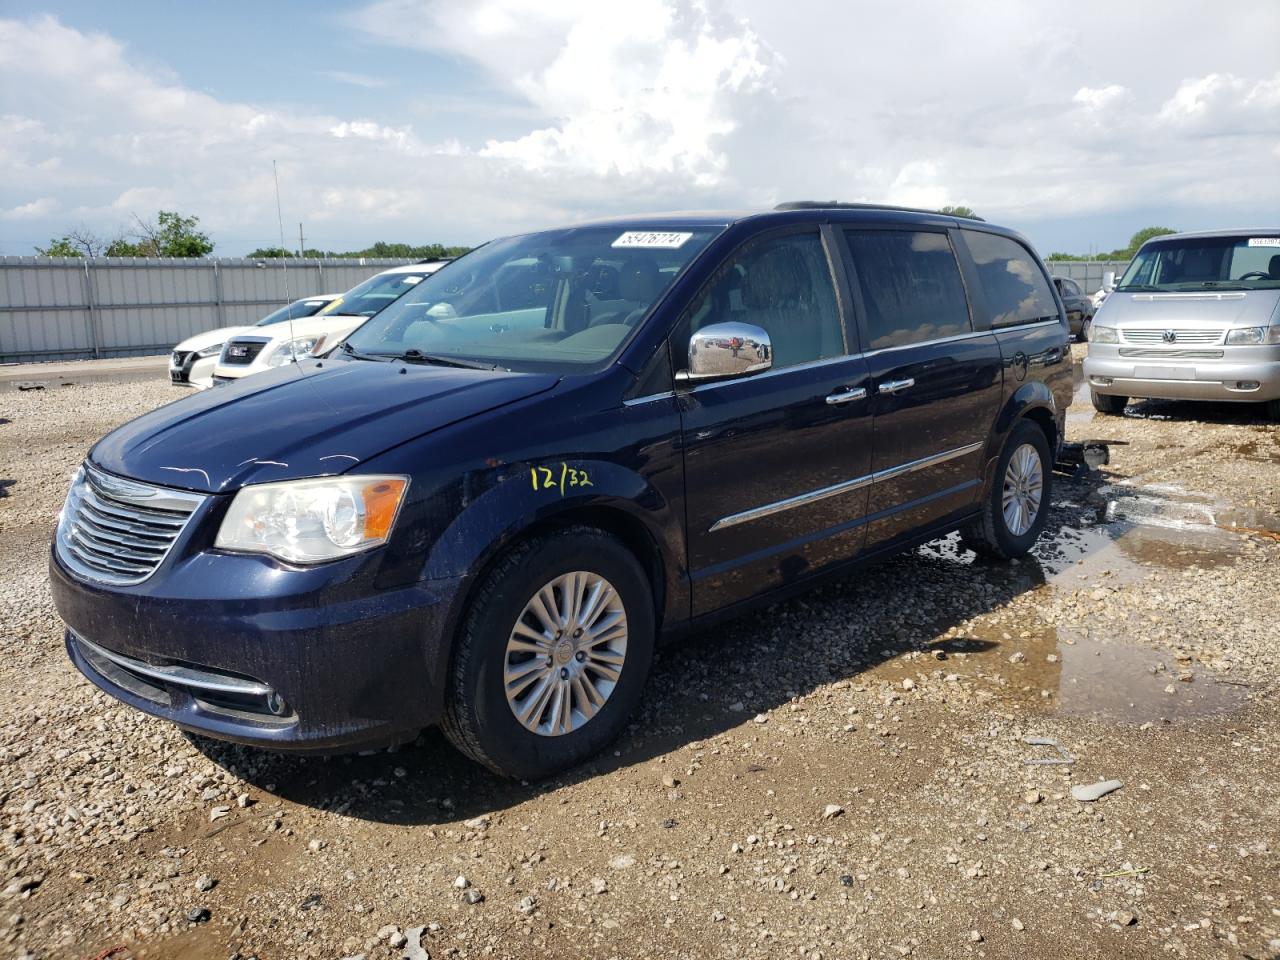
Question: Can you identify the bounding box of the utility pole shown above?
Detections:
[298,223,305,259]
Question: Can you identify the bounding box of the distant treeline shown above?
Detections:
[246,242,472,260]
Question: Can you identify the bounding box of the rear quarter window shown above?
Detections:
[962,231,1058,328]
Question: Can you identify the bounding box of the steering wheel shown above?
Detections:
[1238,271,1270,280]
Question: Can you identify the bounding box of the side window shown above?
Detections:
[675,231,844,371]
[962,231,1058,328]
[844,229,971,350]
[1064,278,1081,297]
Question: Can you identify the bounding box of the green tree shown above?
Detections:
[245,246,294,258]
[36,237,84,257]
[1110,226,1175,260]
[939,205,979,220]
[132,211,214,257]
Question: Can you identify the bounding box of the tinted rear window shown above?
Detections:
[962,231,1058,328]
[844,229,970,350]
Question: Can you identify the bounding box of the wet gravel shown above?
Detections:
[2,364,1278,960]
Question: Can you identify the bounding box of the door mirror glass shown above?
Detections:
[681,322,772,381]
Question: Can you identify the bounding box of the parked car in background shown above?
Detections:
[169,296,338,389]
[51,204,1070,780]
[211,261,446,385]
[1084,229,1280,419]
[1052,275,1095,341]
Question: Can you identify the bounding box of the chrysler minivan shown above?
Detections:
[51,204,1072,779]
[1084,229,1280,419]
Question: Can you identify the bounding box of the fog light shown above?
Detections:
[1234,381,1260,391]
[1091,376,1113,386]
[266,691,289,716]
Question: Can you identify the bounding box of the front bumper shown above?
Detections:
[51,549,465,753]
[1083,353,1280,402]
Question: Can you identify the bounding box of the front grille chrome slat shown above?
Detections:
[56,463,205,586]
[1122,328,1224,345]
[1118,347,1225,360]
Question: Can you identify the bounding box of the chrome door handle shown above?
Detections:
[877,378,915,395]
[825,386,867,405]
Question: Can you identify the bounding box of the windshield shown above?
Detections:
[255,298,332,326]
[1117,235,1280,292]
[342,226,721,371]
[320,270,435,318]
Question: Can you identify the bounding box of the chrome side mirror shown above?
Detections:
[678,322,772,382]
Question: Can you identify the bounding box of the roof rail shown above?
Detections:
[773,201,985,222]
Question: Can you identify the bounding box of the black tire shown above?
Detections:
[1267,399,1280,422]
[1079,316,1092,343]
[1090,390,1127,415]
[440,527,655,779]
[960,420,1052,560]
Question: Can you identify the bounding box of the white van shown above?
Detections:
[1083,230,1280,419]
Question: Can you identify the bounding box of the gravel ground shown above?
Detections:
[2,354,1279,960]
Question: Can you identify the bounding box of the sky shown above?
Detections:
[1,0,1278,258]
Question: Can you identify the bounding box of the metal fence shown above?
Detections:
[1043,259,1129,293]
[1,253,1134,365]
[0,257,416,363]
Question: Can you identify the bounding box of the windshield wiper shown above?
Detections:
[1115,284,1160,292]
[395,349,499,371]
[1199,281,1249,290]
[337,341,390,362]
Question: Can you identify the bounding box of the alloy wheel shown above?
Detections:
[1002,443,1044,536]
[503,571,628,737]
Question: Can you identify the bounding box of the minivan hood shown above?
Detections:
[91,360,559,493]
[1096,289,1280,328]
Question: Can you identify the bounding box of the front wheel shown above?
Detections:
[961,421,1052,560]
[441,527,655,779]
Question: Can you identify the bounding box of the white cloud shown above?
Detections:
[1,3,1279,256]
[321,70,388,89]
[0,197,59,221]
[1073,84,1129,111]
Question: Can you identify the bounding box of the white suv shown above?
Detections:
[212,261,447,385]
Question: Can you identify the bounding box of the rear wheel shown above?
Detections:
[1079,316,1092,343]
[441,527,654,780]
[961,420,1051,560]
[1090,390,1127,415]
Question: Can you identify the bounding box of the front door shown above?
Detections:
[677,227,875,615]
[840,227,1004,550]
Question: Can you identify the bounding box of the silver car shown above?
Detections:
[1083,229,1280,420]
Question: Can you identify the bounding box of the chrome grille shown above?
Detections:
[56,464,205,586]
[1119,347,1224,359]
[1122,328,1223,345]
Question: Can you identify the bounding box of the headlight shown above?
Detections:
[195,343,223,359]
[1226,326,1277,345]
[267,336,324,367]
[1088,324,1118,343]
[215,475,409,564]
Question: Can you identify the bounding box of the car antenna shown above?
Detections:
[272,159,296,356]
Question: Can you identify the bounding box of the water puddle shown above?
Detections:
[902,479,1264,725]
[985,627,1246,724]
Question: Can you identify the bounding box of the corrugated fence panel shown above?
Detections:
[0,257,415,362]
[1044,260,1130,292]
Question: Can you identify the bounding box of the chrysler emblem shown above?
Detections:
[1162,329,1177,343]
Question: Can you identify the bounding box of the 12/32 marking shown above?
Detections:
[530,463,592,495]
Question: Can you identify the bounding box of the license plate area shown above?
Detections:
[1134,365,1195,381]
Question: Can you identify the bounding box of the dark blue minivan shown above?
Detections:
[51,204,1072,779]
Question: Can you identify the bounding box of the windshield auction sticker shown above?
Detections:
[1247,238,1280,247]
[612,231,693,249]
